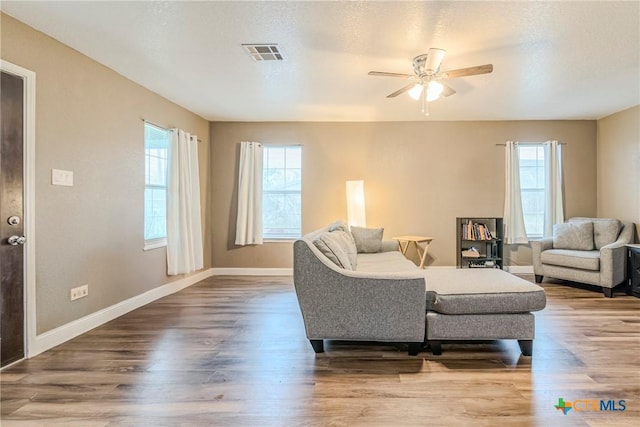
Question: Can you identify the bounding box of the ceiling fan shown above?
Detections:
[368,48,493,115]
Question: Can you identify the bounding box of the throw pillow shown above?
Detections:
[593,219,621,249]
[327,220,357,266]
[350,226,384,253]
[328,220,350,233]
[313,231,355,270]
[553,222,594,251]
[568,217,621,249]
[328,229,357,269]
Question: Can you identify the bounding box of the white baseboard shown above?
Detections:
[504,265,534,274]
[28,268,214,358]
[211,267,293,276]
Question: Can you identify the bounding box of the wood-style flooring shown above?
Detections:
[1,274,639,426]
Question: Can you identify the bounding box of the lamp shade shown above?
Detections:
[346,180,366,227]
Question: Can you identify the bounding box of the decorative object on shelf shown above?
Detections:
[456,217,503,269]
[461,247,480,258]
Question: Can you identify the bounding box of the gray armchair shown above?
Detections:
[531,218,634,297]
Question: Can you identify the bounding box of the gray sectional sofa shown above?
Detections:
[293,222,546,356]
[531,217,634,297]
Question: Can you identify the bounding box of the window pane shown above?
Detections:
[518,144,546,237]
[144,187,167,240]
[520,166,539,189]
[144,123,170,241]
[263,146,301,239]
[264,168,285,191]
[266,147,285,168]
[285,147,301,168]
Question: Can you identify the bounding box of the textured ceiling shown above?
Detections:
[2,1,639,121]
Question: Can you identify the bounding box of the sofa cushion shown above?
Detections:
[553,221,594,250]
[313,230,357,270]
[570,217,621,249]
[540,249,600,271]
[350,226,384,253]
[422,269,546,315]
[356,252,418,273]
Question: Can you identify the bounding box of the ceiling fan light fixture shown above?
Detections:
[408,84,423,100]
[426,81,444,102]
[424,48,446,74]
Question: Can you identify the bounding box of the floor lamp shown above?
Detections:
[346,180,366,228]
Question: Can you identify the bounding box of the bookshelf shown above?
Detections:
[456,217,503,269]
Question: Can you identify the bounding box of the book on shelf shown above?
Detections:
[461,219,493,241]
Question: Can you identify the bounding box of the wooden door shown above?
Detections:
[1,70,25,367]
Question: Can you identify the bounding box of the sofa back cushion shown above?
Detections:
[313,230,357,270]
[350,226,384,253]
[568,217,621,249]
[553,221,594,250]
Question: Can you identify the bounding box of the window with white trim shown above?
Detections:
[518,144,545,238]
[144,123,170,247]
[262,145,302,239]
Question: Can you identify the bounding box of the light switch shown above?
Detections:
[52,169,73,186]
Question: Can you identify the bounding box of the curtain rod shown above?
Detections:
[141,118,202,142]
[495,142,567,146]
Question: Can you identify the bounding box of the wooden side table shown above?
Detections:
[392,235,433,269]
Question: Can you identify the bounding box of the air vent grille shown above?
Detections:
[242,44,283,61]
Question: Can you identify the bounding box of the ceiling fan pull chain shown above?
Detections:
[422,87,429,116]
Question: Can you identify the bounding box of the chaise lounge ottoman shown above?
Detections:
[422,268,547,355]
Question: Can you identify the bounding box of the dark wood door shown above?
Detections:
[1,70,25,367]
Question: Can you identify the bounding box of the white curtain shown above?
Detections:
[166,129,203,276]
[543,140,564,237]
[235,141,263,245]
[503,141,529,244]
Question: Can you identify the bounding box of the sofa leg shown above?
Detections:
[429,341,442,356]
[518,340,533,356]
[309,339,324,353]
[534,275,543,283]
[408,343,421,356]
[602,287,614,298]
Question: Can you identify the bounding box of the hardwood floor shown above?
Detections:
[1,274,639,426]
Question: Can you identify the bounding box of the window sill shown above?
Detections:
[144,238,167,251]
[263,239,298,243]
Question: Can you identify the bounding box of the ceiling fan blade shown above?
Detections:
[440,64,493,79]
[368,71,415,79]
[387,83,416,98]
[440,83,456,97]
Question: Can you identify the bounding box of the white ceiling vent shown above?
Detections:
[242,44,283,61]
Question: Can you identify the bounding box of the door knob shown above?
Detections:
[7,216,20,226]
[8,235,26,246]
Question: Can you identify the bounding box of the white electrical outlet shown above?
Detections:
[70,284,89,301]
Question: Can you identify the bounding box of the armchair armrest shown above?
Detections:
[531,237,553,274]
[599,222,634,287]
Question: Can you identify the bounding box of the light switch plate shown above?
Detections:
[52,169,73,186]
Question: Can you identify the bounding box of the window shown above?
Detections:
[262,145,302,240]
[144,123,170,247]
[518,144,545,238]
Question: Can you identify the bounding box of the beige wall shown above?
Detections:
[1,14,211,333]
[597,105,640,241]
[211,120,597,268]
